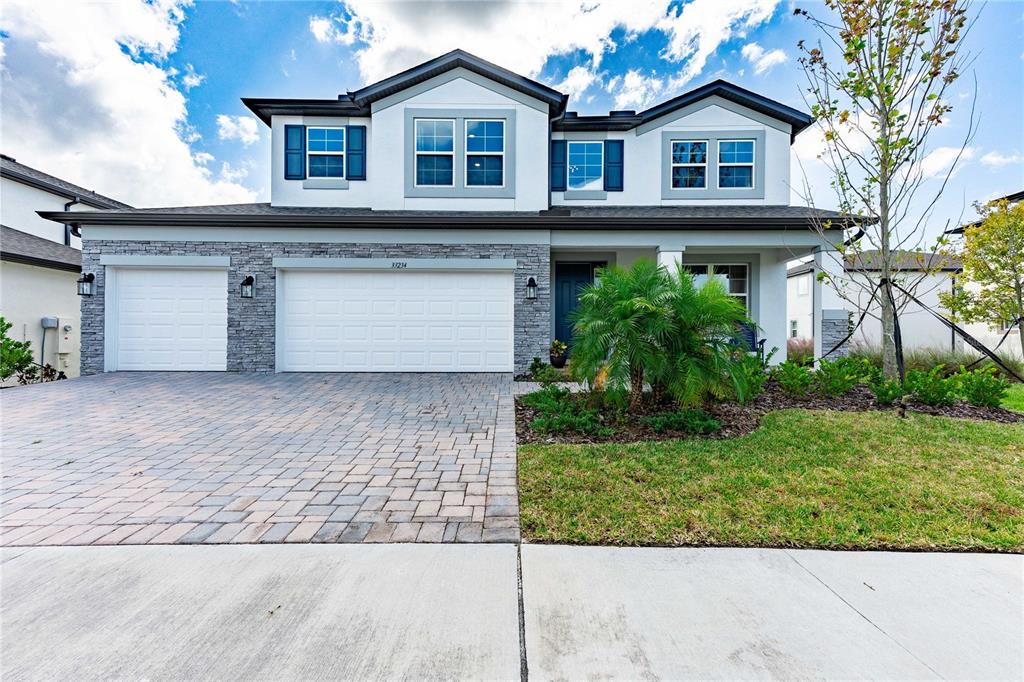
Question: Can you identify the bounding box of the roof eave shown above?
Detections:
[0,167,129,209]
[0,251,81,273]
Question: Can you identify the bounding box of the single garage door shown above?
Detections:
[110,267,228,371]
[278,268,514,372]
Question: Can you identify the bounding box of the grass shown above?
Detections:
[519,409,1024,552]
[1003,384,1024,412]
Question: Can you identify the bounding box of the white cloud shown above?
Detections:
[311,0,780,95]
[609,69,664,110]
[554,65,599,101]
[193,151,214,166]
[740,42,787,75]
[181,63,205,90]
[216,114,259,146]
[218,161,248,183]
[980,150,1022,168]
[920,146,977,179]
[0,0,256,207]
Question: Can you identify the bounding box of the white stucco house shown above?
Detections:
[40,50,853,376]
[787,250,963,353]
[1,154,130,380]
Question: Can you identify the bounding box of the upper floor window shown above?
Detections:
[670,141,707,189]
[465,119,504,187]
[568,142,603,191]
[415,119,455,186]
[307,127,344,178]
[718,140,754,188]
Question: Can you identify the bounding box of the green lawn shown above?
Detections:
[1004,384,1024,412]
[519,410,1024,552]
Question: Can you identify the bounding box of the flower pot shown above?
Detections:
[549,353,566,369]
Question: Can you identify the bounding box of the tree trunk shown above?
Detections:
[629,366,645,408]
[880,279,900,380]
[877,102,900,381]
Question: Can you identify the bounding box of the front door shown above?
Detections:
[554,262,599,346]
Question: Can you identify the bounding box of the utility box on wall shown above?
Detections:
[57,320,74,356]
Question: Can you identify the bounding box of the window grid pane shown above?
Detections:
[466,155,503,186]
[719,166,753,188]
[466,120,504,153]
[308,128,344,153]
[568,142,603,190]
[416,155,454,186]
[465,120,504,187]
[672,141,707,164]
[309,154,344,178]
[670,140,707,189]
[719,140,754,164]
[415,120,454,152]
[672,166,706,189]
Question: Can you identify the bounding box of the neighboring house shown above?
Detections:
[40,50,851,376]
[947,189,1024,360]
[787,250,962,352]
[1,154,131,380]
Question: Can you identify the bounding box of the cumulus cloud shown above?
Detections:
[554,65,600,102]
[609,70,664,110]
[920,146,977,179]
[980,150,1022,168]
[740,42,787,74]
[181,63,205,90]
[0,0,256,207]
[310,0,781,95]
[216,114,260,146]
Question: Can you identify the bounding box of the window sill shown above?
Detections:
[302,178,349,190]
[563,190,607,200]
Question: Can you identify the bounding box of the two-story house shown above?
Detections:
[1,154,130,380]
[41,50,850,375]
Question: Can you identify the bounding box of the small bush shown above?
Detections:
[733,353,769,403]
[849,343,1024,381]
[905,367,957,406]
[956,366,1010,408]
[815,358,862,397]
[527,357,565,384]
[870,378,904,406]
[787,337,814,366]
[774,361,815,397]
[642,410,721,434]
[522,385,615,437]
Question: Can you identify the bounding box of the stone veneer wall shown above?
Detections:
[80,240,550,375]
[821,309,852,358]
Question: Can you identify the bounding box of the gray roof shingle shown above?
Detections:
[1,155,131,209]
[0,225,82,271]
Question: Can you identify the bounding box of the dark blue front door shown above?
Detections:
[555,263,597,346]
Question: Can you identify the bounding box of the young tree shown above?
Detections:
[939,199,1024,357]
[0,316,36,382]
[795,0,973,379]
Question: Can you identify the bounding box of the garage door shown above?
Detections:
[111,268,227,371]
[278,269,514,372]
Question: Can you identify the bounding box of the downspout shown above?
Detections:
[63,197,81,246]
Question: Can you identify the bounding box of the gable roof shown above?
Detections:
[946,189,1024,234]
[0,225,81,272]
[556,80,814,141]
[244,49,569,125]
[0,154,131,210]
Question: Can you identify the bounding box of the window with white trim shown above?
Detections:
[465,119,504,186]
[567,141,603,190]
[670,140,707,189]
[414,119,455,186]
[682,263,749,310]
[307,127,345,178]
[718,139,755,188]
[790,320,799,338]
[797,276,809,296]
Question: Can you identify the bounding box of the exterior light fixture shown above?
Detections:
[77,272,95,296]
[240,274,256,299]
[526,276,538,300]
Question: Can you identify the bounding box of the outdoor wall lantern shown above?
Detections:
[526,276,538,300]
[240,274,256,299]
[77,272,95,296]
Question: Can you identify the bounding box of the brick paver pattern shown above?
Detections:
[1,373,519,546]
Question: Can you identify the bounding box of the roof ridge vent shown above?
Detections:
[609,110,635,117]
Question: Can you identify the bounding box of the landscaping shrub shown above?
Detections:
[520,384,572,411]
[641,410,721,434]
[904,367,957,406]
[869,378,904,406]
[774,361,815,397]
[787,337,814,366]
[570,259,752,408]
[814,358,862,397]
[956,366,1010,408]
[733,353,769,403]
[522,385,615,437]
[849,342,1024,380]
[527,357,565,384]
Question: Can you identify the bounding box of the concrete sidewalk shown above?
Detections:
[2,544,1020,680]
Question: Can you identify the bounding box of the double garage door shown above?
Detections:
[107,266,514,372]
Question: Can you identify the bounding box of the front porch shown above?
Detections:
[547,229,837,365]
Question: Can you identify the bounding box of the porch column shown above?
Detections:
[759,251,788,366]
[656,246,685,271]
[813,246,851,361]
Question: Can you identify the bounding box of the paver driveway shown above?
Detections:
[1,373,519,545]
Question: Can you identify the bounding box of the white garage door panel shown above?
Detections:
[113,268,227,371]
[280,269,514,372]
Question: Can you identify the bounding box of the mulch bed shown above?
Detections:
[515,380,1024,445]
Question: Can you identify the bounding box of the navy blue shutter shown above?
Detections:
[346,125,366,180]
[284,125,306,180]
[604,140,624,191]
[550,140,567,191]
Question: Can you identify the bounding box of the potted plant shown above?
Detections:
[549,339,568,368]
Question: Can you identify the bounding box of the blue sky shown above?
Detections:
[2,0,1022,236]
